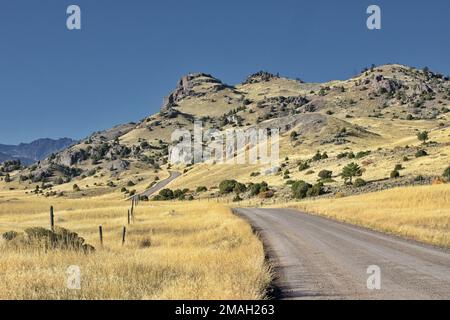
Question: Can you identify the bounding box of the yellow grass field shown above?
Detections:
[0,192,270,300]
[283,184,450,248]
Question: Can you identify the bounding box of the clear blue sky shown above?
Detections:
[1,0,449,144]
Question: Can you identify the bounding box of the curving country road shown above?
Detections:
[133,171,181,199]
[235,208,450,300]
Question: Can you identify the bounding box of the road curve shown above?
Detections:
[134,171,181,199]
[235,208,450,300]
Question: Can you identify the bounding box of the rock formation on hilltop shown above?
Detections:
[162,73,231,110]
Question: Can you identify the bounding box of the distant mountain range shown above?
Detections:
[0,138,76,165]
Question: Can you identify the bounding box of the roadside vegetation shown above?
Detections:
[290,184,450,248]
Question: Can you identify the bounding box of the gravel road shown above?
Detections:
[235,208,450,300]
[138,171,181,198]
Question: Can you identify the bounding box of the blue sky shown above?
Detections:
[1,0,449,144]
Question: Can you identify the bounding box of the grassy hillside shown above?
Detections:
[0,64,448,203]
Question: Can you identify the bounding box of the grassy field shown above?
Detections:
[282,184,450,248]
[0,192,270,300]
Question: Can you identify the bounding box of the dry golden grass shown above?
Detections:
[0,194,270,300]
[283,184,450,248]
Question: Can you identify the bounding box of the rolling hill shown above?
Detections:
[1,64,449,200]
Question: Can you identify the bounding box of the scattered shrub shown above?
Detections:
[139,238,152,248]
[291,180,325,199]
[232,195,243,202]
[196,186,207,193]
[2,231,18,241]
[306,183,324,197]
[341,162,362,184]
[298,161,310,171]
[248,182,268,196]
[312,151,328,161]
[290,131,299,141]
[318,170,332,180]
[233,182,247,194]
[355,150,371,159]
[353,178,367,187]
[3,227,94,253]
[417,131,429,143]
[291,181,312,199]
[219,180,238,194]
[158,188,174,200]
[415,150,428,157]
[390,170,400,179]
[443,166,450,182]
[337,152,348,159]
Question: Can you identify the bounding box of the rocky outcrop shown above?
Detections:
[55,149,86,166]
[255,113,327,134]
[88,123,136,142]
[301,98,326,113]
[413,81,434,94]
[243,71,280,84]
[160,108,181,119]
[107,159,129,172]
[256,95,310,109]
[162,73,228,110]
[367,75,403,94]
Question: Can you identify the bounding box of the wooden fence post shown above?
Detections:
[50,206,54,232]
[122,226,126,245]
[99,226,103,247]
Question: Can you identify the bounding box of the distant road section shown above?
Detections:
[235,208,450,300]
[135,171,181,199]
